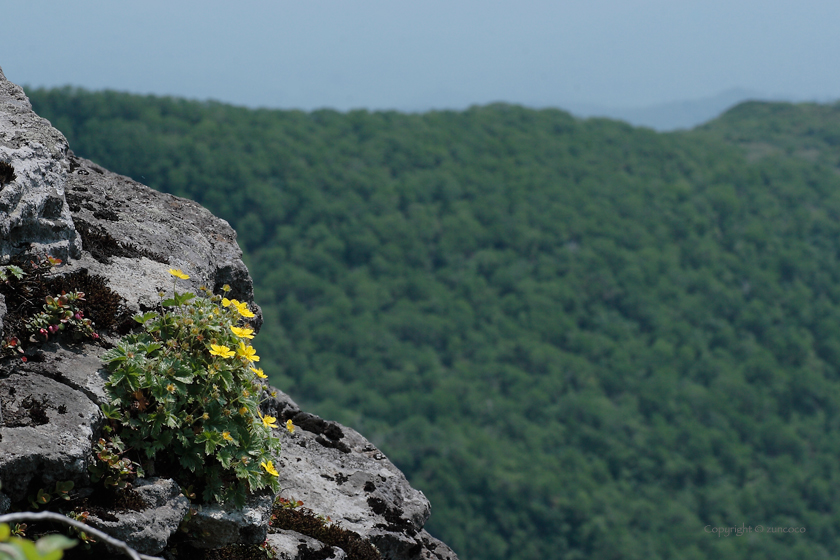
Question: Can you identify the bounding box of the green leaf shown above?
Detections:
[180,453,204,473]
[196,430,223,455]
[175,292,196,305]
[217,448,234,469]
[35,488,51,506]
[101,403,122,420]
[54,480,74,499]
[133,311,158,324]
[3,538,34,560]
[139,341,162,354]
[217,369,235,392]
[35,534,77,557]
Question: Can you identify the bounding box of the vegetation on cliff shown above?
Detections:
[27,87,840,560]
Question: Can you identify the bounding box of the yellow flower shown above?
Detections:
[166,384,176,393]
[221,298,232,308]
[259,412,278,429]
[169,268,190,280]
[250,366,268,379]
[230,326,254,339]
[231,300,255,318]
[209,344,235,358]
[222,431,233,442]
[236,342,259,362]
[239,406,248,416]
[222,284,232,293]
[261,460,279,477]
[286,419,295,434]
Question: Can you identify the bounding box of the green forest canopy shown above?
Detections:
[27,87,840,560]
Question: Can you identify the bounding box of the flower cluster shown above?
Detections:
[25,291,99,342]
[98,270,282,506]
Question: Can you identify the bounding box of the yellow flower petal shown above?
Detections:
[261,460,279,477]
[259,412,278,429]
[236,342,259,362]
[221,298,232,308]
[286,419,295,434]
[236,303,256,318]
[209,344,235,358]
[169,268,190,280]
[222,431,233,441]
[250,366,268,379]
[230,326,255,339]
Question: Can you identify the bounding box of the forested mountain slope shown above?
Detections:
[27,88,840,560]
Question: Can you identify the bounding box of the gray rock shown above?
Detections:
[85,477,190,555]
[0,66,81,264]
[0,371,102,502]
[182,490,274,548]
[267,530,347,560]
[412,530,460,560]
[266,387,458,560]
[60,152,262,332]
[0,342,112,406]
[0,492,9,515]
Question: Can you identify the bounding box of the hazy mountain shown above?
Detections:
[563,88,769,131]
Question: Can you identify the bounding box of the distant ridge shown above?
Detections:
[563,88,772,131]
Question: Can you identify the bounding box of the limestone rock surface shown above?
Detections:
[86,477,190,555]
[0,66,80,263]
[60,151,261,330]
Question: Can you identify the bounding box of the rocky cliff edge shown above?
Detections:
[0,66,457,560]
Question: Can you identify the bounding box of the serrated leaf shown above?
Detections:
[100,403,121,420]
[7,265,24,279]
[141,342,162,354]
[217,449,234,469]
[176,292,196,305]
[133,311,158,324]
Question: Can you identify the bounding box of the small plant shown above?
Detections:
[62,512,96,548]
[0,522,76,560]
[269,498,381,560]
[98,270,281,507]
[25,292,98,343]
[0,265,24,284]
[27,482,74,511]
[274,497,304,510]
[2,337,24,360]
[1,255,116,360]
[87,436,144,490]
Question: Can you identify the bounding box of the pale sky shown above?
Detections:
[2,0,838,114]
